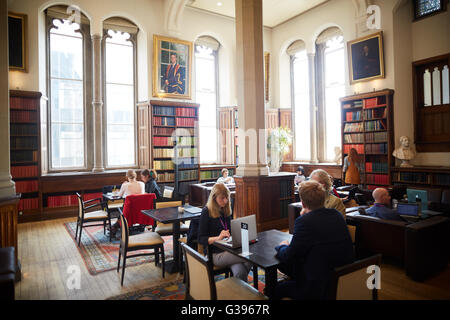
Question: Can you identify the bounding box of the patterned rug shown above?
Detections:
[106,269,280,300]
[64,221,173,275]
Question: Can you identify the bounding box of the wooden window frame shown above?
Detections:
[413,0,448,21]
[101,28,139,170]
[45,14,93,172]
[412,53,450,152]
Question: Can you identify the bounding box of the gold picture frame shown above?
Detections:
[153,35,193,99]
[347,31,385,83]
[8,12,28,72]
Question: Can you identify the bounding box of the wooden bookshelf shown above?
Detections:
[219,106,239,165]
[391,166,450,189]
[340,89,395,190]
[9,90,42,220]
[137,100,200,196]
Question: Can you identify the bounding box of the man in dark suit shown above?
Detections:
[274,180,354,300]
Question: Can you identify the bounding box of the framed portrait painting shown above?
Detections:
[153,35,193,99]
[348,31,385,83]
[8,12,28,72]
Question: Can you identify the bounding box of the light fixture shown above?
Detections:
[217,2,222,6]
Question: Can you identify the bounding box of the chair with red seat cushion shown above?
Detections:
[122,193,156,227]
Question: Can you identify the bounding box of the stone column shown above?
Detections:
[0,0,15,197]
[308,53,319,163]
[235,0,269,177]
[92,34,104,172]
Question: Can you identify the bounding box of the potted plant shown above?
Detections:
[267,127,293,172]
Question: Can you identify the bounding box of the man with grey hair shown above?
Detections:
[365,188,405,221]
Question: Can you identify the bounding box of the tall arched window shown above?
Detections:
[316,27,345,162]
[195,36,220,164]
[46,6,90,170]
[103,18,138,167]
[289,40,310,161]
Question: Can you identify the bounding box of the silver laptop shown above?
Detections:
[215,215,258,249]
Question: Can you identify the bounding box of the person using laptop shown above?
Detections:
[274,180,354,300]
[198,183,251,282]
[366,188,406,222]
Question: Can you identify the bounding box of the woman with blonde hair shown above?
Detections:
[118,169,145,198]
[198,183,251,282]
[309,169,346,216]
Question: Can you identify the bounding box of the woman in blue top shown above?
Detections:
[198,183,251,282]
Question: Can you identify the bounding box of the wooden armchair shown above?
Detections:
[75,193,111,246]
[117,208,165,286]
[181,242,266,300]
[328,254,382,300]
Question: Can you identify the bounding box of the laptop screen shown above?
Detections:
[397,203,419,216]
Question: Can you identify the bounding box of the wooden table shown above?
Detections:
[213,229,292,299]
[141,206,202,274]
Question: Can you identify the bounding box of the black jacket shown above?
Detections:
[275,207,354,299]
[198,206,232,254]
[145,179,162,199]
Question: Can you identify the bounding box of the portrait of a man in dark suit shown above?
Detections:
[349,32,384,83]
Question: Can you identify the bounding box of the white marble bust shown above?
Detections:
[392,136,416,167]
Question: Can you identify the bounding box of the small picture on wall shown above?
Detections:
[153,35,193,99]
[348,31,385,83]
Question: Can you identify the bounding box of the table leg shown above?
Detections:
[164,223,181,274]
[252,265,258,290]
[264,266,278,299]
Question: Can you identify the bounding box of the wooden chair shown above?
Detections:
[75,193,111,246]
[117,208,165,286]
[154,201,189,236]
[328,254,382,300]
[181,242,266,300]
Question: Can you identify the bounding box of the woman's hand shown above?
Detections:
[218,230,230,240]
[279,240,290,246]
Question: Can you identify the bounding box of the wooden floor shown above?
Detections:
[15,217,450,300]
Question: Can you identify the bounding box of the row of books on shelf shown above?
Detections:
[365,143,387,154]
[10,97,38,110]
[365,162,388,174]
[435,174,450,186]
[178,170,198,181]
[10,110,38,123]
[153,148,174,158]
[344,122,363,133]
[177,148,198,157]
[393,172,430,184]
[11,165,39,178]
[178,161,198,169]
[11,150,38,162]
[47,195,78,208]
[158,172,175,182]
[365,174,389,185]
[176,137,197,146]
[343,144,364,154]
[365,120,386,131]
[365,131,388,143]
[345,111,362,121]
[18,198,39,211]
[153,116,176,126]
[344,133,363,143]
[15,180,38,193]
[153,137,174,147]
[153,106,197,117]
[364,97,385,109]
[153,127,175,136]
[10,124,38,136]
[10,137,38,149]
[176,118,196,127]
[364,108,386,120]
[153,160,175,170]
